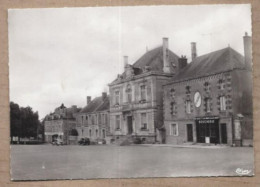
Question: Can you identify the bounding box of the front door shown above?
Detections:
[127,116,133,134]
[221,123,227,144]
[187,124,193,142]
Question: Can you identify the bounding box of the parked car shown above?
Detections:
[96,138,106,145]
[78,138,90,145]
[52,139,63,146]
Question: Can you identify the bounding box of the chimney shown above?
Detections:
[163,37,171,73]
[102,92,107,101]
[178,55,188,70]
[191,42,197,61]
[243,32,252,70]
[87,96,91,105]
[124,56,128,70]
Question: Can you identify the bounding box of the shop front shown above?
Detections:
[195,116,220,144]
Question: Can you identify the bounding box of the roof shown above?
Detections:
[80,96,109,113]
[132,46,179,72]
[172,47,245,82]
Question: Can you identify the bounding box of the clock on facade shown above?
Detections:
[194,92,202,107]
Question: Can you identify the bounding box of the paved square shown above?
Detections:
[10,145,254,180]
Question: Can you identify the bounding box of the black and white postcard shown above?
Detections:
[8,4,254,180]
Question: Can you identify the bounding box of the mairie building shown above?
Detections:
[108,38,179,144]
[163,33,253,146]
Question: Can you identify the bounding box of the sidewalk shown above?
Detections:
[139,143,230,149]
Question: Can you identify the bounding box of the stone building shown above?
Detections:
[44,104,79,144]
[163,33,253,146]
[75,92,110,142]
[108,38,179,144]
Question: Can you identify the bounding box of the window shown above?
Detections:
[219,79,224,90]
[91,115,95,125]
[220,96,226,111]
[126,84,132,103]
[185,100,191,114]
[140,85,146,101]
[141,113,147,130]
[205,98,211,112]
[105,114,108,124]
[98,113,101,124]
[170,124,178,136]
[115,115,121,130]
[170,102,177,115]
[170,88,175,99]
[115,91,120,105]
[81,116,84,125]
[89,129,92,137]
[85,116,88,125]
[205,82,210,92]
[186,86,191,94]
[96,129,98,137]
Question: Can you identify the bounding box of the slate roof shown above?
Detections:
[132,46,179,73]
[172,47,245,82]
[80,96,109,113]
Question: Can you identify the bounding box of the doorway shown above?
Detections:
[221,123,227,144]
[127,116,133,134]
[187,124,193,142]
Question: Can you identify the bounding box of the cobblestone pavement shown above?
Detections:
[10,144,254,180]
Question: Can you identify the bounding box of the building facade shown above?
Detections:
[75,92,110,142]
[108,38,179,144]
[44,104,79,144]
[163,33,253,146]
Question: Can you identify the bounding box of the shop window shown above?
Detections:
[220,96,226,111]
[185,100,191,114]
[170,124,178,136]
[115,115,121,130]
[141,113,147,130]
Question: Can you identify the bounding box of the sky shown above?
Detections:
[8,4,251,119]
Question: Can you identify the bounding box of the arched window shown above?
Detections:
[126,84,132,103]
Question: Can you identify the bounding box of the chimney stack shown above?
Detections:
[178,55,188,70]
[163,37,171,73]
[87,96,91,105]
[243,32,252,70]
[191,42,197,61]
[102,92,107,100]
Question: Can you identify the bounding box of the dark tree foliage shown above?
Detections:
[10,101,41,141]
